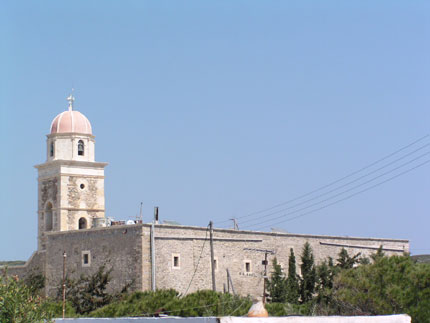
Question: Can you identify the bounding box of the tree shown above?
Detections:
[332,254,430,322]
[370,245,385,262]
[336,248,361,269]
[0,270,53,322]
[60,265,130,315]
[24,271,45,296]
[267,258,287,303]
[285,248,299,304]
[316,260,332,290]
[315,257,337,308]
[299,242,316,303]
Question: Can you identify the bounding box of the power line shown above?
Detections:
[184,225,209,295]
[228,298,250,316]
[248,157,430,231]
[134,298,243,317]
[239,147,430,228]
[242,152,430,229]
[214,134,429,225]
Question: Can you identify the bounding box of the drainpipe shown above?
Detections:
[150,207,157,291]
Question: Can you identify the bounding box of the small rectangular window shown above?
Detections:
[245,261,251,273]
[82,250,91,267]
[172,254,180,269]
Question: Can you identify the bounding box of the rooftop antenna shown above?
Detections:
[230,218,239,230]
[135,202,143,222]
[67,88,75,111]
[139,202,143,222]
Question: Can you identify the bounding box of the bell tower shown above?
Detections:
[35,94,108,250]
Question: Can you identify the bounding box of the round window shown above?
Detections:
[80,184,85,189]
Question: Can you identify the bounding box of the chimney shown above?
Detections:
[154,207,159,224]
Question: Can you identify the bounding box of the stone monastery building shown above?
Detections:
[8,96,410,298]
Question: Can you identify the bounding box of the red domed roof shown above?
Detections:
[50,110,92,135]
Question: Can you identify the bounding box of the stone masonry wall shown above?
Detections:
[23,223,408,299]
[38,176,60,249]
[5,251,46,286]
[44,225,143,297]
[61,174,105,231]
[149,225,409,298]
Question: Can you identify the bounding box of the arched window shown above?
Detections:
[45,202,53,231]
[78,140,84,156]
[79,217,87,230]
[50,142,54,157]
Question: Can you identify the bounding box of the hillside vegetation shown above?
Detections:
[0,260,26,267]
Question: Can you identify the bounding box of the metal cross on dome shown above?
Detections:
[67,90,75,111]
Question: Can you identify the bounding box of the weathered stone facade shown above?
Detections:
[36,131,107,249]
[151,224,408,296]
[4,103,410,301]
[8,223,409,299]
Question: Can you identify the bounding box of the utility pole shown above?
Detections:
[209,221,216,291]
[62,251,67,319]
[263,252,268,304]
[151,207,157,291]
[226,268,236,295]
[243,247,274,304]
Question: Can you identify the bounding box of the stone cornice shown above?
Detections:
[319,241,405,252]
[37,174,105,181]
[38,207,105,214]
[58,207,105,212]
[34,159,108,169]
[46,132,95,140]
[43,223,409,246]
[145,224,410,244]
[155,235,263,242]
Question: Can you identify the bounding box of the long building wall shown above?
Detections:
[151,225,408,297]
[5,224,409,299]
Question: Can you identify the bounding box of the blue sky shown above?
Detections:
[1,1,429,261]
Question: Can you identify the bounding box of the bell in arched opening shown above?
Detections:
[79,217,87,230]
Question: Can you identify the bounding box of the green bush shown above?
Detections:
[90,289,179,317]
[266,302,311,316]
[168,290,251,317]
[332,255,430,322]
[90,289,252,317]
[0,271,53,323]
[41,300,77,318]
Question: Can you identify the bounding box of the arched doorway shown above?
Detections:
[45,202,53,231]
[79,217,87,230]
